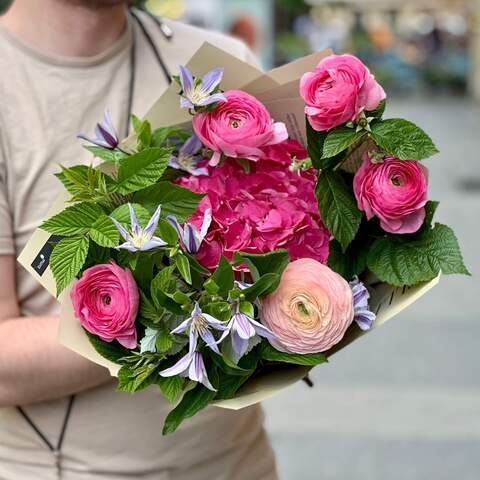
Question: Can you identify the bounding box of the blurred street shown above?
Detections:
[263,97,480,480]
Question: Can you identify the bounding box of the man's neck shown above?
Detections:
[0,0,128,57]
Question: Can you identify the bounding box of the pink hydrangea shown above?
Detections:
[178,145,330,270]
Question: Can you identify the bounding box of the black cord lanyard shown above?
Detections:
[16,10,172,478]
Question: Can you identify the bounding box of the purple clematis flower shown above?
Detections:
[160,350,215,391]
[167,209,212,255]
[77,110,119,149]
[349,277,376,331]
[178,65,227,109]
[219,311,276,363]
[170,302,227,354]
[110,204,167,252]
[168,134,208,176]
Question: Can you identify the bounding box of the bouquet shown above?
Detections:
[24,46,468,435]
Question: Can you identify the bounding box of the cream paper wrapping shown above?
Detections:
[17,42,439,410]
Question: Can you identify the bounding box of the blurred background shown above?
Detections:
[1,0,478,478]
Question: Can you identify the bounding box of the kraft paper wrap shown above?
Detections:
[18,42,439,410]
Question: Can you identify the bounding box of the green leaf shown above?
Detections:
[242,273,280,301]
[50,236,89,295]
[316,171,362,252]
[371,119,438,160]
[235,250,289,282]
[84,146,128,163]
[116,148,170,195]
[211,256,234,298]
[162,380,217,435]
[110,203,151,228]
[89,214,119,248]
[322,127,366,159]
[261,343,328,366]
[41,202,103,236]
[239,301,255,318]
[133,182,204,223]
[85,331,130,364]
[151,126,190,148]
[306,119,327,169]
[367,223,470,286]
[214,349,261,400]
[327,237,371,280]
[367,99,386,119]
[117,363,158,393]
[139,291,163,322]
[421,200,439,232]
[151,265,176,298]
[136,119,152,149]
[155,324,175,353]
[156,219,178,245]
[158,375,185,403]
[175,254,192,285]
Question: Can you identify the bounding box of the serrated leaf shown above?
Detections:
[50,236,89,295]
[117,364,158,393]
[322,127,366,159]
[155,323,175,353]
[261,343,327,366]
[89,214,119,248]
[367,223,469,286]
[306,119,328,169]
[371,118,438,160]
[133,182,204,223]
[158,375,185,403]
[316,171,362,251]
[84,146,127,163]
[42,202,103,236]
[116,148,170,195]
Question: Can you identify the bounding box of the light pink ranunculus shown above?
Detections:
[71,262,139,349]
[261,259,354,354]
[192,89,288,166]
[178,155,330,270]
[300,54,386,132]
[353,153,428,234]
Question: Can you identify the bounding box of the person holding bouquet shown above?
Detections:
[0,0,277,478]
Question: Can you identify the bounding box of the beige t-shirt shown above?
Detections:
[0,11,276,480]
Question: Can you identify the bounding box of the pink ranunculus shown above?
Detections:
[192,89,289,166]
[261,258,354,354]
[179,158,331,271]
[300,54,386,132]
[71,262,139,349]
[353,153,428,234]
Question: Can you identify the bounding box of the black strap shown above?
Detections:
[17,395,75,460]
[130,8,172,86]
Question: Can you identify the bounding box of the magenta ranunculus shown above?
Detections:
[178,153,330,270]
[353,153,429,234]
[192,89,289,166]
[261,258,354,354]
[300,54,386,132]
[71,262,139,349]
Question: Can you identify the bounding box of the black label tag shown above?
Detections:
[31,235,63,276]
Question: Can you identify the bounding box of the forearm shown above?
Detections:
[0,315,110,407]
